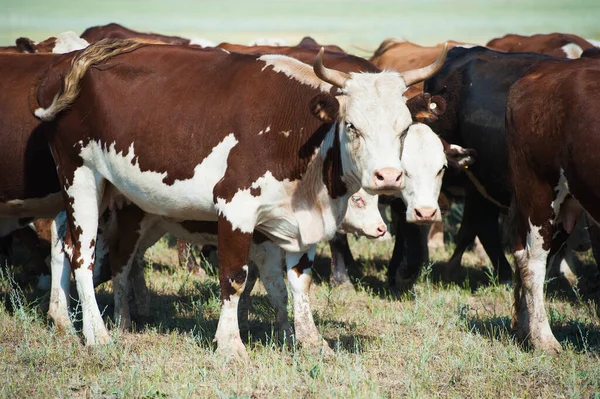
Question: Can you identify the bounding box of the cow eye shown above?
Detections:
[351,195,365,207]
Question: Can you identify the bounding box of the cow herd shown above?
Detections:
[1,24,599,360]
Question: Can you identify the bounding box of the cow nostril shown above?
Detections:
[375,172,384,181]
[415,209,423,218]
[395,173,401,182]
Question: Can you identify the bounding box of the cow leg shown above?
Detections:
[286,245,331,355]
[249,241,292,340]
[214,218,252,360]
[427,221,445,251]
[329,232,354,288]
[108,205,150,330]
[238,260,258,333]
[512,186,562,355]
[48,211,73,333]
[473,198,512,282]
[61,166,109,346]
[129,253,151,319]
[447,191,483,270]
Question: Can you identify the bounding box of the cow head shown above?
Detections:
[311,45,448,196]
[397,123,475,224]
[339,189,387,239]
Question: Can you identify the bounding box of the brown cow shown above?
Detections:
[506,56,600,355]
[487,32,595,59]
[297,36,345,53]
[33,40,460,358]
[370,39,474,99]
[80,23,192,45]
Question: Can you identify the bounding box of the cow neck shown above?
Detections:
[292,123,353,246]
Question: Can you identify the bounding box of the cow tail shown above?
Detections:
[34,38,143,122]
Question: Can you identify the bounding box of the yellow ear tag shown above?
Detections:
[464,165,469,169]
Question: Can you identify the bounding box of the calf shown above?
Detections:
[506,57,600,355]
[34,40,458,358]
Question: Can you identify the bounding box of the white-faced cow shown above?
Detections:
[33,39,468,358]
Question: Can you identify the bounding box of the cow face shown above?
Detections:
[339,188,386,239]
[396,124,455,224]
[312,47,448,196]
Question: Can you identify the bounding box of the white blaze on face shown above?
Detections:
[52,31,89,54]
[339,189,385,238]
[337,72,410,193]
[397,123,446,224]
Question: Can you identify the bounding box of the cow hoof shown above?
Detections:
[533,337,562,357]
[85,329,111,346]
[49,313,75,334]
[394,276,417,293]
[303,339,334,357]
[215,341,249,362]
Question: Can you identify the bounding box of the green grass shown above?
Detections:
[1,237,599,398]
[1,0,600,52]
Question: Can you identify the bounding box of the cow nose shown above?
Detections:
[372,168,402,190]
[376,224,387,237]
[414,207,437,222]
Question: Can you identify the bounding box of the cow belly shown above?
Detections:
[78,136,238,220]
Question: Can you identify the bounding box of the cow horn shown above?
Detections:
[313,48,351,89]
[399,42,448,87]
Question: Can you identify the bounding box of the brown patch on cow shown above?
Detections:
[291,253,313,277]
[89,238,95,249]
[486,32,594,58]
[322,128,347,199]
[250,186,261,196]
[179,220,218,235]
[217,218,253,301]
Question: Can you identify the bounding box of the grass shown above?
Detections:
[1,236,599,398]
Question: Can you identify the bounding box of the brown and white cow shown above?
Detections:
[33,39,465,358]
[0,32,89,54]
[487,32,595,59]
[506,56,600,355]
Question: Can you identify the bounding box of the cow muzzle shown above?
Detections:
[372,168,402,192]
[412,207,438,224]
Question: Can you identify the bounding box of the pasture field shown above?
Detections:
[1,236,599,398]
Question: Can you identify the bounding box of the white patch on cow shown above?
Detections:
[551,168,569,222]
[52,31,89,54]
[280,130,291,137]
[216,171,294,235]
[265,126,271,133]
[77,134,238,220]
[454,44,477,49]
[219,48,230,54]
[189,38,216,48]
[48,212,73,332]
[259,54,334,92]
[249,38,287,46]
[561,43,583,59]
[0,192,63,219]
[74,267,110,345]
[339,189,385,238]
[396,123,446,223]
[515,219,560,352]
[285,246,327,348]
[214,265,248,358]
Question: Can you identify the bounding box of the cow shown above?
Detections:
[421,46,599,290]
[0,32,89,54]
[505,57,600,355]
[33,39,467,359]
[487,32,595,59]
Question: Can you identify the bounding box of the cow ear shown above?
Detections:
[407,92,447,123]
[15,37,37,53]
[441,138,477,169]
[309,93,339,123]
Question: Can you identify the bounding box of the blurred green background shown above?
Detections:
[1,0,599,52]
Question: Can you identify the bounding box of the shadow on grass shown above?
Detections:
[460,312,600,353]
